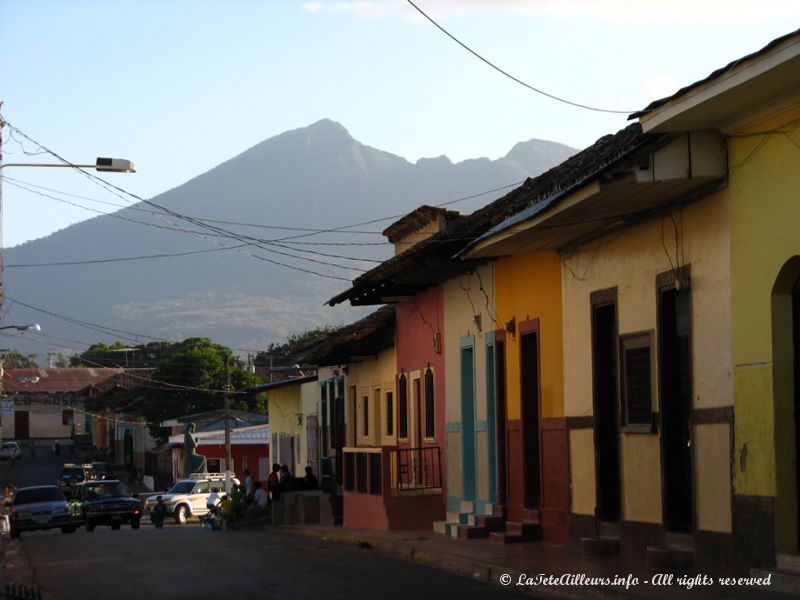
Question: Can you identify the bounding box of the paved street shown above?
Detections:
[18,525,532,600]
[2,454,531,600]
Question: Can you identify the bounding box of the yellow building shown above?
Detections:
[260,376,319,478]
[636,30,800,568]
[465,123,730,567]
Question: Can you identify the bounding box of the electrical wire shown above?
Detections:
[406,0,636,115]
[3,176,388,237]
[3,122,360,281]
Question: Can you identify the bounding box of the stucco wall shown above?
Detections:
[563,190,731,528]
[396,286,446,451]
[443,265,496,504]
[495,251,564,421]
[266,385,303,475]
[348,346,397,447]
[1,397,86,440]
[728,104,800,551]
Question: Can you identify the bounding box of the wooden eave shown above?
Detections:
[464,173,726,258]
[635,29,800,133]
[304,306,396,365]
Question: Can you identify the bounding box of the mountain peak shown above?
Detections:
[504,138,576,166]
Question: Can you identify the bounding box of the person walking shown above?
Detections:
[152,496,167,529]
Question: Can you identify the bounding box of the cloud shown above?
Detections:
[303,0,800,23]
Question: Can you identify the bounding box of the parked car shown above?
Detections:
[143,474,238,525]
[69,480,142,531]
[9,485,77,538]
[90,461,112,480]
[0,441,21,461]
[57,463,97,490]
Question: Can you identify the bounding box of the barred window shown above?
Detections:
[620,332,654,431]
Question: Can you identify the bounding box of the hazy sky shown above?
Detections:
[3,0,799,248]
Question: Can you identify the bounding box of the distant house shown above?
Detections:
[304,306,396,527]
[160,409,269,486]
[1,368,123,444]
[239,379,317,481]
[83,368,159,469]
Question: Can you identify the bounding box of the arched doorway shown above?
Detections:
[771,257,800,554]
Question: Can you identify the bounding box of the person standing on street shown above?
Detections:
[152,496,167,529]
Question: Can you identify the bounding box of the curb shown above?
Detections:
[276,526,636,600]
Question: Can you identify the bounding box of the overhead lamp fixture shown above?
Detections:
[0,323,41,332]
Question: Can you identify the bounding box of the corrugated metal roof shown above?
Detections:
[3,368,124,394]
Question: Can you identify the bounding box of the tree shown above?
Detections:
[255,325,340,367]
[70,341,176,368]
[1,351,39,369]
[138,338,265,441]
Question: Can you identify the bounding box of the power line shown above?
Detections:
[4,176,388,237]
[406,0,636,115]
[4,175,362,278]
[3,122,359,281]
[5,244,254,268]
[2,120,525,279]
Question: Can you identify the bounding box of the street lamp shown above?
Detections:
[0,324,41,332]
[0,157,136,173]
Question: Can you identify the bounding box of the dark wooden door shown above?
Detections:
[659,286,694,533]
[520,326,542,511]
[592,299,621,522]
[15,410,30,439]
[494,335,508,512]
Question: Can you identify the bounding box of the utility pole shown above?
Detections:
[224,356,232,494]
[1,101,6,312]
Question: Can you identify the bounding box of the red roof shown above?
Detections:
[3,368,124,394]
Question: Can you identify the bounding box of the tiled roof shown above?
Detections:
[303,305,395,366]
[382,205,462,242]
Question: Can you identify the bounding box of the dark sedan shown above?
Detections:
[69,480,142,531]
[10,486,77,538]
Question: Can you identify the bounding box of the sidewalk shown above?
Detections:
[276,524,794,599]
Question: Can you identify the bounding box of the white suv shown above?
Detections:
[144,474,238,525]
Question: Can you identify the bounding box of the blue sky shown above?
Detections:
[3,0,799,247]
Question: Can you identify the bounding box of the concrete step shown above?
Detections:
[777,553,800,573]
[581,536,621,557]
[432,520,449,535]
[646,544,694,572]
[506,521,541,538]
[446,511,471,524]
[522,508,541,524]
[597,520,620,539]
[476,515,505,532]
[458,525,489,540]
